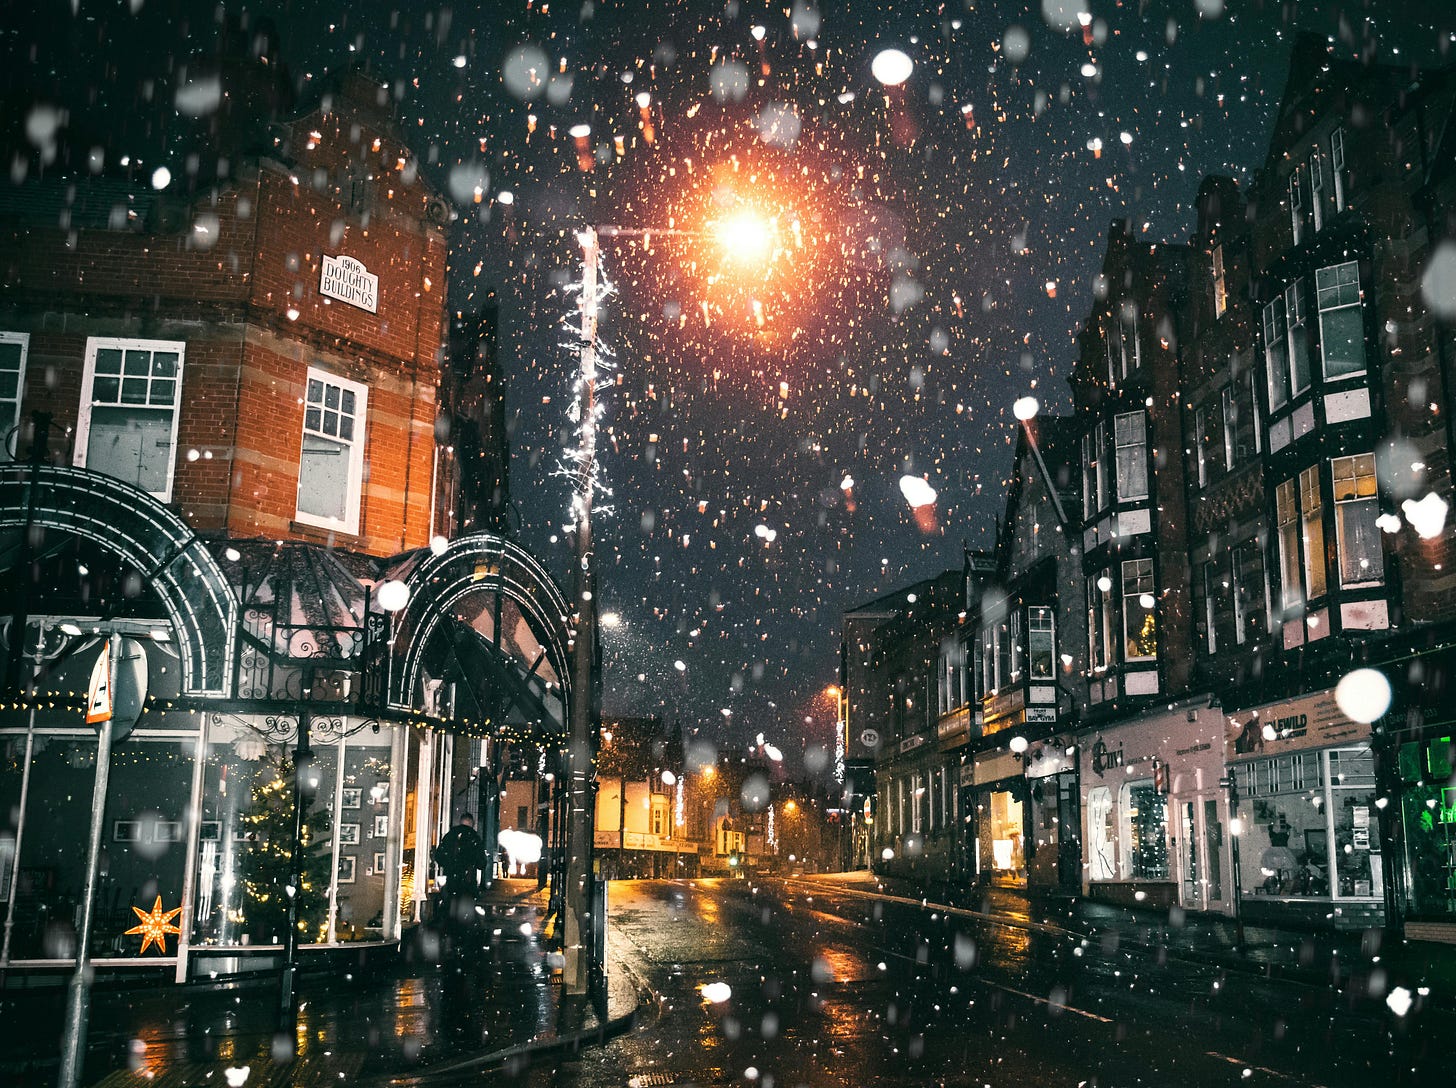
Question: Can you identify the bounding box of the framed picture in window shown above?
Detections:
[153,821,182,843]
[372,852,386,875]
[338,855,356,884]
[199,821,222,842]
[339,823,361,846]
[373,814,389,837]
[372,781,390,805]
[112,820,141,843]
[341,787,362,809]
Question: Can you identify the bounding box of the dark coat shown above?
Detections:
[432,824,486,879]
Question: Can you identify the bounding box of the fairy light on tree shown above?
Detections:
[239,750,331,943]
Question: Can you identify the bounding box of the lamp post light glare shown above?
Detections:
[1012,395,1039,422]
[711,209,776,265]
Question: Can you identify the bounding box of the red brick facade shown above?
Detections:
[0,74,446,558]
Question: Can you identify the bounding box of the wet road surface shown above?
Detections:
[495,877,1449,1088]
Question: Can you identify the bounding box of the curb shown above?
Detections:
[773,876,1454,1012]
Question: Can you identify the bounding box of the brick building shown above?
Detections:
[0,59,572,981]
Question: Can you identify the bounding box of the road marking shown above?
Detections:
[990,981,1114,1023]
[1205,1051,1325,1086]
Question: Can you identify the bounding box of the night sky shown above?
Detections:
[6,0,1455,771]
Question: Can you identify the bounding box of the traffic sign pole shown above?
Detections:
[58,634,121,1088]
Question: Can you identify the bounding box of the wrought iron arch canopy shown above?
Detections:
[0,464,238,696]
[386,533,573,731]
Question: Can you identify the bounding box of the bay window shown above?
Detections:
[1028,607,1055,679]
[1277,467,1327,609]
[1212,245,1227,318]
[1221,386,1236,470]
[1122,558,1157,661]
[1309,148,1325,232]
[296,368,369,534]
[1120,302,1141,375]
[1289,166,1305,246]
[1194,406,1209,488]
[1114,410,1148,501]
[1081,432,1096,514]
[1286,280,1311,397]
[75,337,185,500]
[1088,573,1114,672]
[1276,478,1302,609]
[1333,454,1382,587]
[1302,465,1327,600]
[1331,127,1347,211]
[1316,261,1366,379]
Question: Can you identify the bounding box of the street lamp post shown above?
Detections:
[278,672,317,1039]
[562,227,602,997]
[1221,770,1246,950]
[560,215,777,993]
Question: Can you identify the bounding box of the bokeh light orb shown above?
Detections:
[1334,668,1392,724]
[871,48,914,87]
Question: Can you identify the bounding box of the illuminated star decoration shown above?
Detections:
[125,895,183,954]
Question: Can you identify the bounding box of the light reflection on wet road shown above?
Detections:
[501,878,1449,1088]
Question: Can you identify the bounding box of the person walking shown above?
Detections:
[432,813,486,927]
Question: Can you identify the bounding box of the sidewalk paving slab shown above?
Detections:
[0,880,644,1088]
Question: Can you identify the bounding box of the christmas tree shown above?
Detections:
[239,749,333,944]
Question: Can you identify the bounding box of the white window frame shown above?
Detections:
[1286,280,1311,397]
[1332,453,1383,589]
[1263,296,1289,410]
[1221,385,1237,471]
[295,367,369,535]
[1122,558,1157,662]
[1195,405,1209,489]
[1309,148,1325,232]
[1211,245,1228,319]
[1289,166,1305,246]
[1114,410,1148,502]
[1316,261,1367,381]
[1120,302,1142,375]
[0,332,30,461]
[1027,606,1055,679]
[1203,562,1220,654]
[74,336,186,501]
[1249,371,1263,454]
[1331,127,1347,212]
[1301,465,1327,601]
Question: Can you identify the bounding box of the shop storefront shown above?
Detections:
[1024,739,1080,891]
[1393,731,1456,941]
[969,747,1026,885]
[1225,689,1383,929]
[1079,702,1227,911]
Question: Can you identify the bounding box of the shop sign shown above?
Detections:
[1089,736,1124,778]
[1026,707,1057,724]
[974,748,1022,785]
[958,762,976,787]
[1227,688,1368,758]
[320,254,379,313]
[899,732,928,754]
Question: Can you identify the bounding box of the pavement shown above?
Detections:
[781,869,1456,1009]
[0,879,649,1088]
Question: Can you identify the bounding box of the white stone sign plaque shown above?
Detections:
[319,254,379,313]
